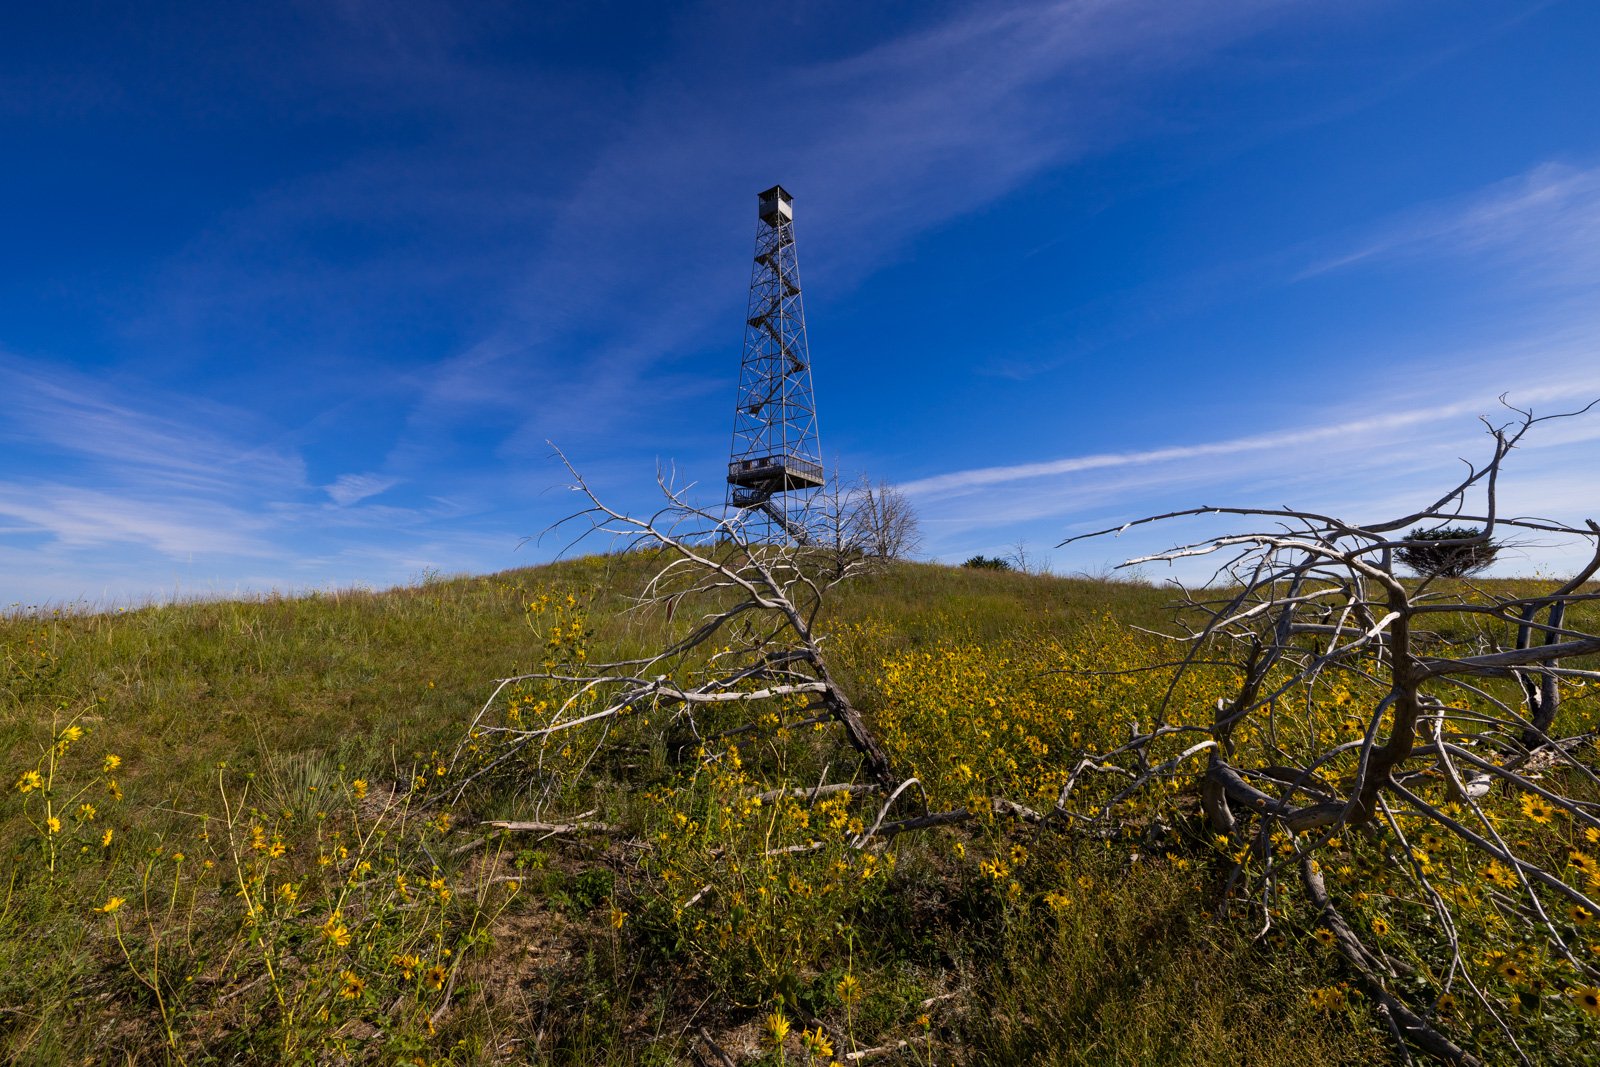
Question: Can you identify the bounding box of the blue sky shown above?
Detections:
[4,0,1599,605]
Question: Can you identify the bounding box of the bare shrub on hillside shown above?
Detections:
[847,477,922,561]
[452,459,896,809]
[1006,538,1050,575]
[1397,524,1501,579]
[811,471,923,571]
[450,457,1038,850]
[1060,400,1600,1065]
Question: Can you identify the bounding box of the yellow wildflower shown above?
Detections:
[15,769,43,793]
[96,896,126,914]
[57,725,84,751]
[320,913,352,947]
[1520,793,1555,825]
[1483,861,1516,888]
[102,754,121,773]
[800,1026,833,1060]
[338,970,365,999]
[764,1011,791,1048]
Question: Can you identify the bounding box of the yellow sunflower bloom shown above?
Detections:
[1520,793,1556,825]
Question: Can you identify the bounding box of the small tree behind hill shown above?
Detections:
[847,477,922,560]
[1396,524,1499,578]
[813,470,923,576]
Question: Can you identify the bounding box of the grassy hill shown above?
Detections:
[9,555,1587,1064]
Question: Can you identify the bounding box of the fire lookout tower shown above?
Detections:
[725,185,824,543]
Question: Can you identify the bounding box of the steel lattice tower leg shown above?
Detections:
[725,185,824,544]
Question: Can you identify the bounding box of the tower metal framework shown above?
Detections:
[725,185,824,544]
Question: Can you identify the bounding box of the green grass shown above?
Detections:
[10,556,1552,1064]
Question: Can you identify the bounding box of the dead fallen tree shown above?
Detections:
[450,457,1047,857]
[450,457,934,824]
[1058,400,1600,1065]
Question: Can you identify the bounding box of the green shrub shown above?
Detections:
[1396,525,1499,578]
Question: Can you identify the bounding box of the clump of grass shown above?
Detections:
[5,708,520,1061]
[962,839,1391,1065]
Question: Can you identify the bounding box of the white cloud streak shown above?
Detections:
[901,399,1502,500]
[325,473,399,506]
[0,353,510,601]
[1300,160,1600,284]
[905,364,1600,577]
[420,0,1313,448]
[0,484,270,557]
[901,155,1600,576]
[0,355,306,496]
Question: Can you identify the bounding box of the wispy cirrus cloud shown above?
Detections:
[906,155,1600,570]
[1299,160,1600,283]
[390,0,1323,451]
[0,352,520,603]
[0,479,270,556]
[0,484,270,557]
[0,354,306,497]
[907,362,1600,575]
[900,398,1508,501]
[90,0,1361,490]
[324,473,399,506]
